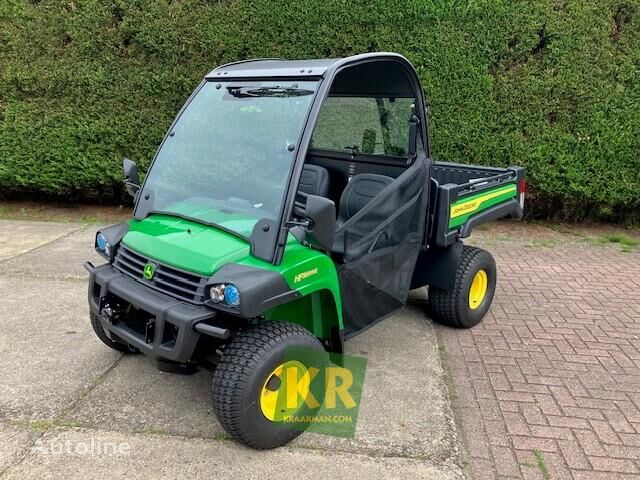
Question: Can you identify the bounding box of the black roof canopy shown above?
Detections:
[205,53,419,95]
[205,58,337,79]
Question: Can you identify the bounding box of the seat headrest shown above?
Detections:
[299,164,330,198]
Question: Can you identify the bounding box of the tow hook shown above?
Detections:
[100,302,119,325]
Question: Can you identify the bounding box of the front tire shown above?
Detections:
[429,246,497,328]
[212,321,324,449]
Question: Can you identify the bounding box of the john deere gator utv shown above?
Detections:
[86,53,525,449]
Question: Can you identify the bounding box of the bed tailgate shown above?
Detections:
[430,164,526,247]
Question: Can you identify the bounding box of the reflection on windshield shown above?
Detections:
[135,80,317,237]
[227,85,315,98]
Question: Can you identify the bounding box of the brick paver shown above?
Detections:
[438,233,640,479]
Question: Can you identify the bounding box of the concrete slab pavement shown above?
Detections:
[0,423,39,472]
[0,226,103,279]
[67,355,219,439]
[0,275,121,420]
[294,305,460,460]
[2,427,463,480]
[0,220,465,479]
[0,220,80,262]
[66,304,461,461]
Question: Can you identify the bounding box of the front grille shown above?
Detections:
[113,245,208,304]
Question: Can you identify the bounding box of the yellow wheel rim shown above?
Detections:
[469,269,488,310]
[259,360,310,422]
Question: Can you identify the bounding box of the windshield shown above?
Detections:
[135,80,318,237]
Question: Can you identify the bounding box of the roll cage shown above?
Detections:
[136,53,432,265]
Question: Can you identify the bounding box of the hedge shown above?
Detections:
[0,0,638,223]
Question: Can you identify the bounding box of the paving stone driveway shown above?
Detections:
[439,225,640,479]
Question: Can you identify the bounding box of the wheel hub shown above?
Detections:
[469,269,488,310]
[259,360,310,422]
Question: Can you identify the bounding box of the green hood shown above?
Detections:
[122,214,252,276]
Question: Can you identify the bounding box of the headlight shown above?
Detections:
[207,283,240,307]
[96,232,111,258]
[223,284,240,306]
[209,284,225,303]
[96,232,107,250]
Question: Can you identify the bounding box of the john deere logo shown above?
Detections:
[143,263,156,280]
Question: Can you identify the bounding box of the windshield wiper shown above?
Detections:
[227,86,314,98]
[146,210,249,241]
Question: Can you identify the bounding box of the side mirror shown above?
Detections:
[122,158,140,197]
[302,195,336,251]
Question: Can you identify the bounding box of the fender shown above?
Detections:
[95,222,130,262]
[410,241,463,291]
[205,263,301,318]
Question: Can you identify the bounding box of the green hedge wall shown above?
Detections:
[1,0,639,222]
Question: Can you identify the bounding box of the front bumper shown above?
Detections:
[87,263,229,365]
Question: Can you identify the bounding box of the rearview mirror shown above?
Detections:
[303,195,336,251]
[122,158,140,197]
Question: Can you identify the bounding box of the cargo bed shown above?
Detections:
[428,162,525,247]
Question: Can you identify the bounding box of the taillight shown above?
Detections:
[518,179,527,194]
[518,179,526,209]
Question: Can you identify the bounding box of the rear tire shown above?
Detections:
[429,246,496,329]
[90,312,139,353]
[212,321,324,449]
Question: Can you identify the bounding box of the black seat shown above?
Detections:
[337,174,394,226]
[298,164,330,197]
[333,173,394,255]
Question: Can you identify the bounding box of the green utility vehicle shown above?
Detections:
[86,53,525,449]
